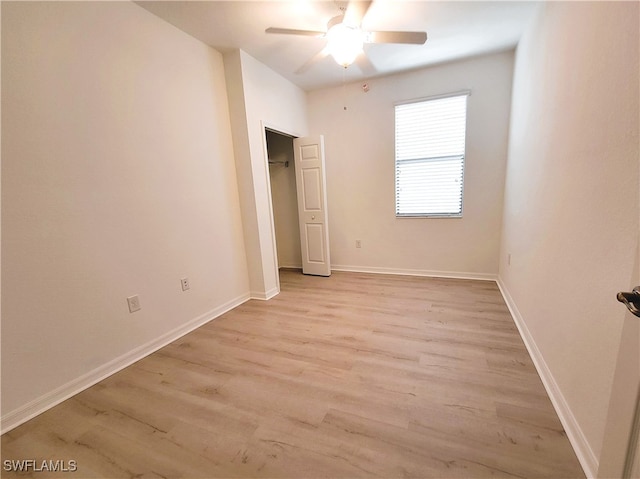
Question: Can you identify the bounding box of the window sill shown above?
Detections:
[396,214,463,219]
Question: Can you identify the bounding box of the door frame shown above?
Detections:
[260,120,304,291]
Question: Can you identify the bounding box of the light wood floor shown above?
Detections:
[2,270,585,478]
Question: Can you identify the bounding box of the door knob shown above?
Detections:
[311,215,315,220]
[617,286,640,318]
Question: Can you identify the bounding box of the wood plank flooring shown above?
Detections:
[1,270,585,478]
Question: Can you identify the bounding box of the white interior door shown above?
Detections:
[622,245,640,479]
[598,201,640,478]
[615,171,640,479]
[625,230,640,478]
[631,427,640,479]
[293,135,331,276]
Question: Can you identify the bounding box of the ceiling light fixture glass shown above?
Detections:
[326,22,364,67]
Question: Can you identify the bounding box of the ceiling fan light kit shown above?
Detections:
[326,21,364,67]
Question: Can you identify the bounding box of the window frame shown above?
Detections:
[394,90,470,219]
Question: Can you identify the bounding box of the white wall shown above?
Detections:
[224,50,308,298]
[1,2,249,430]
[307,51,514,278]
[499,2,639,475]
[267,131,302,269]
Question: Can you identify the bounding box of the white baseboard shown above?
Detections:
[496,278,597,478]
[331,264,497,281]
[0,292,251,435]
[250,286,279,301]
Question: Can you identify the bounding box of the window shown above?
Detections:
[395,92,469,217]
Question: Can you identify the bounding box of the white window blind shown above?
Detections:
[395,93,468,217]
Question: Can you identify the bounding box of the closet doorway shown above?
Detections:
[265,128,302,270]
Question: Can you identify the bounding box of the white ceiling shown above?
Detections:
[136,1,539,91]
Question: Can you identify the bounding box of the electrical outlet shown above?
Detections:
[127,295,141,313]
[181,277,190,291]
[356,240,362,248]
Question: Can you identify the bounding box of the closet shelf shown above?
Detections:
[268,160,289,167]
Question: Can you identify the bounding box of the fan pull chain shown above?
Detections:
[342,66,347,111]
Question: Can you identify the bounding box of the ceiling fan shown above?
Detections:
[265,0,427,73]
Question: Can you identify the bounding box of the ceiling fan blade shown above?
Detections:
[343,0,373,27]
[295,48,330,74]
[367,30,427,45]
[355,53,377,76]
[265,27,325,37]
